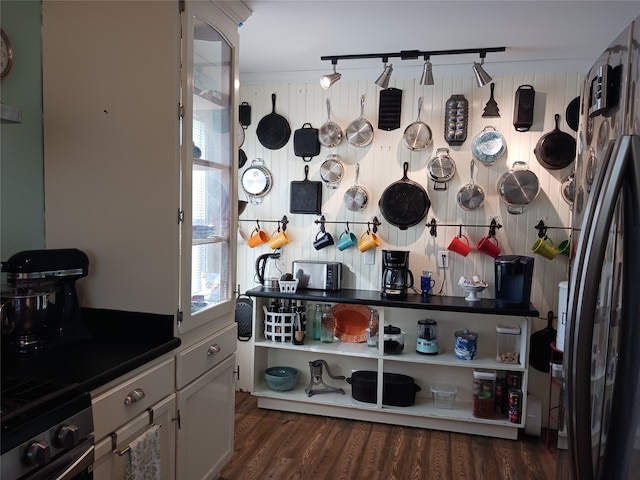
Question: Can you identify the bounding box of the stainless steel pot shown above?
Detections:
[471,126,507,166]
[241,158,273,204]
[498,161,540,214]
[320,154,344,189]
[1,288,61,352]
[427,147,456,190]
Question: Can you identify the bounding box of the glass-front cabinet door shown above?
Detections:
[180,3,238,333]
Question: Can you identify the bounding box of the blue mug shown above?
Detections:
[337,230,357,251]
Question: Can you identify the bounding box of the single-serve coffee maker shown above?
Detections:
[494,255,534,308]
[381,250,414,298]
[1,248,89,353]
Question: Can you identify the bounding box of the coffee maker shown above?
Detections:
[381,250,414,298]
[494,255,534,308]
[1,248,89,352]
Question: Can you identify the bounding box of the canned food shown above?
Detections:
[454,329,478,360]
[508,388,523,423]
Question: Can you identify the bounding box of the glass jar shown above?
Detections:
[496,324,521,363]
[312,304,322,340]
[472,370,496,419]
[320,304,335,343]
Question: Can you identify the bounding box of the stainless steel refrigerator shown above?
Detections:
[558,14,640,480]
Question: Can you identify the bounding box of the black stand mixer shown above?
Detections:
[1,249,90,353]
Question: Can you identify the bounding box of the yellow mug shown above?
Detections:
[531,237,557,260]
[269,229,290,249]
[248,228,269,248]
[358,231,381,252]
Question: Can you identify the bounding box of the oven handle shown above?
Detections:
[30,437,94,480]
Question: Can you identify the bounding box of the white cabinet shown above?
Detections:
[249,291,533,440]
[176,324,237,480]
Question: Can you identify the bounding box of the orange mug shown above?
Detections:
[248,228,269,248]
[448,234,471,257]
[476,235,501,258]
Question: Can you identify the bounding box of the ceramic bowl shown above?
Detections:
[265,366,298,391]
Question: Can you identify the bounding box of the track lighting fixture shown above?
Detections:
[320,61,341,89]
[374,60,393,88]
[320,47,505,86]
[419,57,434,86]
[472,52,493,87]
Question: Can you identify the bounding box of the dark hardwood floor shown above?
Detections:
[220,392,557,480]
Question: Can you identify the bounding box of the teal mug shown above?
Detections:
[337,230,357,251]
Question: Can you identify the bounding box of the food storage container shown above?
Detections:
[377,325,405,354]
[472,370,496,419]
[496,324,521,363]
[454,329,478,360]
[430,383,457,409]
[346,371,421,407]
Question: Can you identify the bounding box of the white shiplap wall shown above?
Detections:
[236,73,582,404]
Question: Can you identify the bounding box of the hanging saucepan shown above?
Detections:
[241,158,273,205]
[561,173,575,206]
[256,93,291,150]
[320,154,344,189]
[427,147,456,191]
[318,99,343,148]
[534,114,576,170]
[346,95,374,147]
[403,97,432,151]
[343,163,368,211]
[471,126,507,166]
[379,162,431,230]
[497,161,540,215]
[457,159,485,211]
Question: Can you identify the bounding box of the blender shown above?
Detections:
[416,319,438,354]
[381,250,414,298]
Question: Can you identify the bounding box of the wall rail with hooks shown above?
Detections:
[427,218,502,238]
[314,215,381,233]
[239,215,289,231]
[534,220,571,238]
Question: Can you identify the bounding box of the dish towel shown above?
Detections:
[126,424,161,480]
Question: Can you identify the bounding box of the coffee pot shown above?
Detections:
[381,250,414,298]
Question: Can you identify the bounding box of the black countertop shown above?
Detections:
[2,307,180,399]
[246,287,539,317]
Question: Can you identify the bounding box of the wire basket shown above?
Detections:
[263,306,296,342]
[279,278,299,294]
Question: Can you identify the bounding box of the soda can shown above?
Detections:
[507,372,522,389]
[508,388,523,423]
[495,378,507,414]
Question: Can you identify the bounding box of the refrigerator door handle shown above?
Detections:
[566,135,637,479]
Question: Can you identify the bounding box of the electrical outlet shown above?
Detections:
[364,248,375,265]
[438,250,449,268]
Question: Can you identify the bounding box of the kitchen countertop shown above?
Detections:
[246,287,539,317]
[1,307,180,395]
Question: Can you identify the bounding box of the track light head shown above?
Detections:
[472,55,492,87]
[320,62,341,89]
[375,62,393,88]
[420,59,434,86]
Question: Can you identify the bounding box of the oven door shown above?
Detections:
[28,436,94,480]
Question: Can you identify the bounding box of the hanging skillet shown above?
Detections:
[534,113,576,170]
[457,159,485,211]
[403,97,432,151]
[379,162,431,230]
[343,163,369,211]
[318,99,343,148]
[346,95,374,147]
[256,93,291,150]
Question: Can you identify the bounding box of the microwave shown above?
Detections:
[292,261,342,291]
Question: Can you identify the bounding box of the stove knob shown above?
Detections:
[55,424,80,449]
[25,441,51,467]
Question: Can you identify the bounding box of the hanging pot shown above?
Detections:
[293,122,321,161]
[427,147,456,190]
[241,158,273,205]
[457,159,485,211]
[318,99,343,148]
[346,95,374,147]
[497,161,540,215]
[403,97,432,151]
[320,154,344,189]
[529,311,558,373]
[237,122,245,148]
[379,162,431,230]
[256,93,291,150]
[471,126,507,166]
[561,173,575,206]
[343,163,369,211]
[533,114,576,170]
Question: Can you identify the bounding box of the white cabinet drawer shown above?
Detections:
[93,357,175,441]
[176,323,236,389]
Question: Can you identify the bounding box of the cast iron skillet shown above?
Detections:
[379,162,431,230]
[534,114,576,170]
[257,93,291,150]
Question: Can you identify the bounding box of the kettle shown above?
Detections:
[255,251,282,287]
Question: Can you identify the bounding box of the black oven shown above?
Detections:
[1,377,94,480]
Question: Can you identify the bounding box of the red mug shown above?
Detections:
[448,234,471,257]
[476,235,501,258]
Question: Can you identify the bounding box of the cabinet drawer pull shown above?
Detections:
[207,344,221,356]
[124,388,145,405]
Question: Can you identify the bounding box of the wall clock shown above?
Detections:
[1,29,14,80]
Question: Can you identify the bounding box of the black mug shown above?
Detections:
[313,230,334,250]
